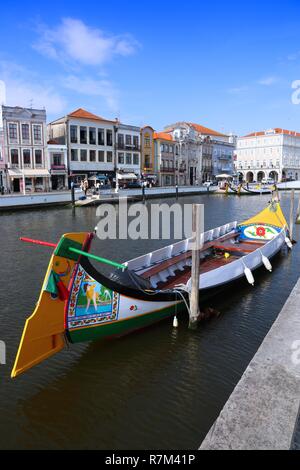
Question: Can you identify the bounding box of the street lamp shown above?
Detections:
[114,122,119,193]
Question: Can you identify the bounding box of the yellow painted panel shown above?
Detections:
[11,232,90,378]
[239,202,288,229]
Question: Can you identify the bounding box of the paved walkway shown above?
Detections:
[200,278,300,450]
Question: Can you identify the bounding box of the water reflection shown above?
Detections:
[0,193,299,449]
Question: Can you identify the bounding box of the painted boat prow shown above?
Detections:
[11,232,91,378]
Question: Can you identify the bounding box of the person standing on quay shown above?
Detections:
[83,179,89,196]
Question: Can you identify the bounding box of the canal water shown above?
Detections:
[0,193,300,450]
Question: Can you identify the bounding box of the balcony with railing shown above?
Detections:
[116,143,141,151]
[160,165,175,173]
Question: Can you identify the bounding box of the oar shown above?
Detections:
[20,237,126,270]
[20,237,57,248]
[68,247,126,270]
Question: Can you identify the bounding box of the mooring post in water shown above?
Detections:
[290,189,295,240]
[142,184,146,203]
[296,193,300,225]
[189,204,203,329]
[71,182,75,207]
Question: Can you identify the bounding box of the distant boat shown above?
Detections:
[12,201,291,378]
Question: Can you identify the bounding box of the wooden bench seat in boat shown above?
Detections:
[140,231,239,280]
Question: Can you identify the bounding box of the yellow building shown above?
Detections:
[140,126,156,183]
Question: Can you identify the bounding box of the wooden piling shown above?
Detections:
[189,204,203,329]
[71,182,75,207]
[142,184,146,203]
[289,189,295,240]
[296,193,300,225]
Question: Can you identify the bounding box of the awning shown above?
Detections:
[117,173,137,180]
[8,169,50,178]
[215,173,233,179]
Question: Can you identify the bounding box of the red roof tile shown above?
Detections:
[244,128,300,138]
[68,108,111,122]
[188,123,226,137]
[153,132,174,141]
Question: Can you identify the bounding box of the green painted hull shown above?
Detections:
[68,303,186,343]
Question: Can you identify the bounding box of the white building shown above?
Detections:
[164,122,234,184]
[2,106,49,193]
[47,140,68,190]
[116,122,141,179]
[236,128,300,183]
[48,108,117,186]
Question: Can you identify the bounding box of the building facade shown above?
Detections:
[47,140,68,190]
[48,108,141,187]
[235,128,300,182]
[2,106,49,193]
[115,122,141,180]
[48,108,116,186]
[163,122,234,184]
[0,127,6,190]
[140,126,156,182]
[154,132,178,186]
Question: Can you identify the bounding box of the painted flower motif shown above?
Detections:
[130,305,137,311]
[256,226,266,237]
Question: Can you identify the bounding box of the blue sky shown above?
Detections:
[1,0,300,135]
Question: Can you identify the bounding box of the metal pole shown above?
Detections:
[289,189,295,240]
[142,183,145,203]
[189,204,202,329]
[176,184,178,200]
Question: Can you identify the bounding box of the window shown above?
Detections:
[126,135,132,146]
[126,153,132,165]
[144,155,151,168]
[11,149,19,165]
[98,128,105,145]
[53,153,62,166]
[23,149,31,165]
[118,134,124,148]
[90,150,96,162]
[133,153,139,165]
[107,151,113,163]
[71,149,78,161]
[118,152,124,164]
[89,127,96,145]
[133,136,139,149]
[33,125,42,143]
[98,151,105,162]
[22,124,30,141]
[169,146,173,154]
[70,125,78,143]
[160,144,164,152]
[106,130,113,146]
[9,123,17,140]
[80,127,87,144]
[35,150,42,165]
[80,149,87,162]
[145,135,150,147]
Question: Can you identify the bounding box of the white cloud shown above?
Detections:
[227,86,249,94]
[62,75,119,112]
[33,18,139,66]
[258,76,278,86]
[0,61,67,115]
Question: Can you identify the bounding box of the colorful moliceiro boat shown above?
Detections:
[12,201,291,378]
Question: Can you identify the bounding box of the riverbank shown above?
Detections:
[200,276,300,450]
[0,185,215,211]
